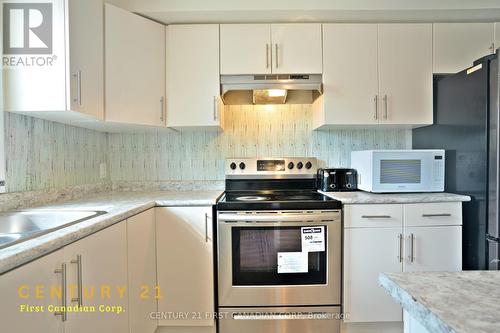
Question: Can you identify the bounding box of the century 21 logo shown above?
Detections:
[3,3,53,54]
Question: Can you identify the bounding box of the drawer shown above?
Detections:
[404,202,462,227]
[344,204,403,228]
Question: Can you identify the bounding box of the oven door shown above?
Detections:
[218,210,341,307]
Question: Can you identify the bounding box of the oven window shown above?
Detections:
[232,226,327,285]
[380,159,421,184]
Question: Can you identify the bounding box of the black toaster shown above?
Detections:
[317,168,357,192]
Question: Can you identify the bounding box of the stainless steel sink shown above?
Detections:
[0,210,107,249]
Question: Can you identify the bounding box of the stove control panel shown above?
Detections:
[225,158,317,178]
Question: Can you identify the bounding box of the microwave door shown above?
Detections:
[374,155,423,192]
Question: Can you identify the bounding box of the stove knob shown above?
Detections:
[297,162,304,170]
[288,162,295,170]
[239,162,246,170]
[305,161,313,169]
[230,162,237,170]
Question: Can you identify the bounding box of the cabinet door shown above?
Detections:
[220,24,271,75]
[404,226,462,272]
[321,24,379,125]
[378,24,433,125]
[128,209,157,333]
[156,207,214,327]
[495,23,500,50]
[0,250,64,332]
[271,24,323,74]
[433,23,495,74]
[63,222,129,333]
[68,0,104,119]
[344,227,403,323]
[166,25,221,128]
[105,4,166,127]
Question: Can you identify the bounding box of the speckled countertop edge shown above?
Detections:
[379,273,457,333]
[0,190,223,275]
[320,191,471,204]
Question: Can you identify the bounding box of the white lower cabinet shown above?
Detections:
[343,202,463,324]
[156,207,214,328]
[0,249,65,332]
[127,209,158,333]
[63,222,129,333]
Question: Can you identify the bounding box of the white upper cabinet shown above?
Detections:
[220,24,271,75]
[433,23,495,74]
[378,24,433,125]
[67,0,104,119]
[315,23,432,129]
[105,4,166,127]
[220,23,322,75]
[271,24,323,74]
[3,0,104,121]
[317,24,379,127]
[166,25,221,129]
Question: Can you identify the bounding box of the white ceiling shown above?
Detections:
[116,0,500,24]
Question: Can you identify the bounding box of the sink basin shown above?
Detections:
[0,210,107,249]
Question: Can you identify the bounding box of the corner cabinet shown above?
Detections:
[105,4,166,127]
[156,207,215,328]
[3,0,104,123]
[314,24,433,129]
[343,202,462,324]
[166,25,222,129]
[220,23,322,75]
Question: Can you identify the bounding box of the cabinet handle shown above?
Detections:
[398,234,403,263]
[266,44,269,68]
[361,215,391,219]
[160,97,165,122]
[275,44,279,68]
[205,213,209,243]
[383,94,388,120]
[374,95,379,120]
[73,71,82,106]
[422,213,451,217]
[213,96,219,121]
[409,233,415,263]
[71,255,83,307]
[54,263,67,322]
[489,43,495,53]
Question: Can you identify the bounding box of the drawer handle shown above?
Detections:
[361,215,391,219]
[422,214,451,218]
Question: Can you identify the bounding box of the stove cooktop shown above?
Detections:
[217,190,342,211]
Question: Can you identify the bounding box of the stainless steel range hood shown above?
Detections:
[220,74,323,104]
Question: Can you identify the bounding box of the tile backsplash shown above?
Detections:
[5,104,411,192]
[108,104,412,181]
[5,113,108,192]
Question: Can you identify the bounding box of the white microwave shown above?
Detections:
[351,150,445,193]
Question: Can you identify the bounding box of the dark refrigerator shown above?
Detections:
[413,52,500,270]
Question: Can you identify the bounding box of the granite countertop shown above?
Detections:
[320,191,471,204]
[379,271,500,333]
[0,190,223,275]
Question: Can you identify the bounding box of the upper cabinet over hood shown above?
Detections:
[220,24,323,104]
[220,24,323,75]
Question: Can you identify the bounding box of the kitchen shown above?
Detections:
[0,0,499,333]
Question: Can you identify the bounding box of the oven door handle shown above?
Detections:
[218,213,340,223]
[233,312,331,320]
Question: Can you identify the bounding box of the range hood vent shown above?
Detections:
[221,74,323,104]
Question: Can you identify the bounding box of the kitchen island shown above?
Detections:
[379,271,500,333]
